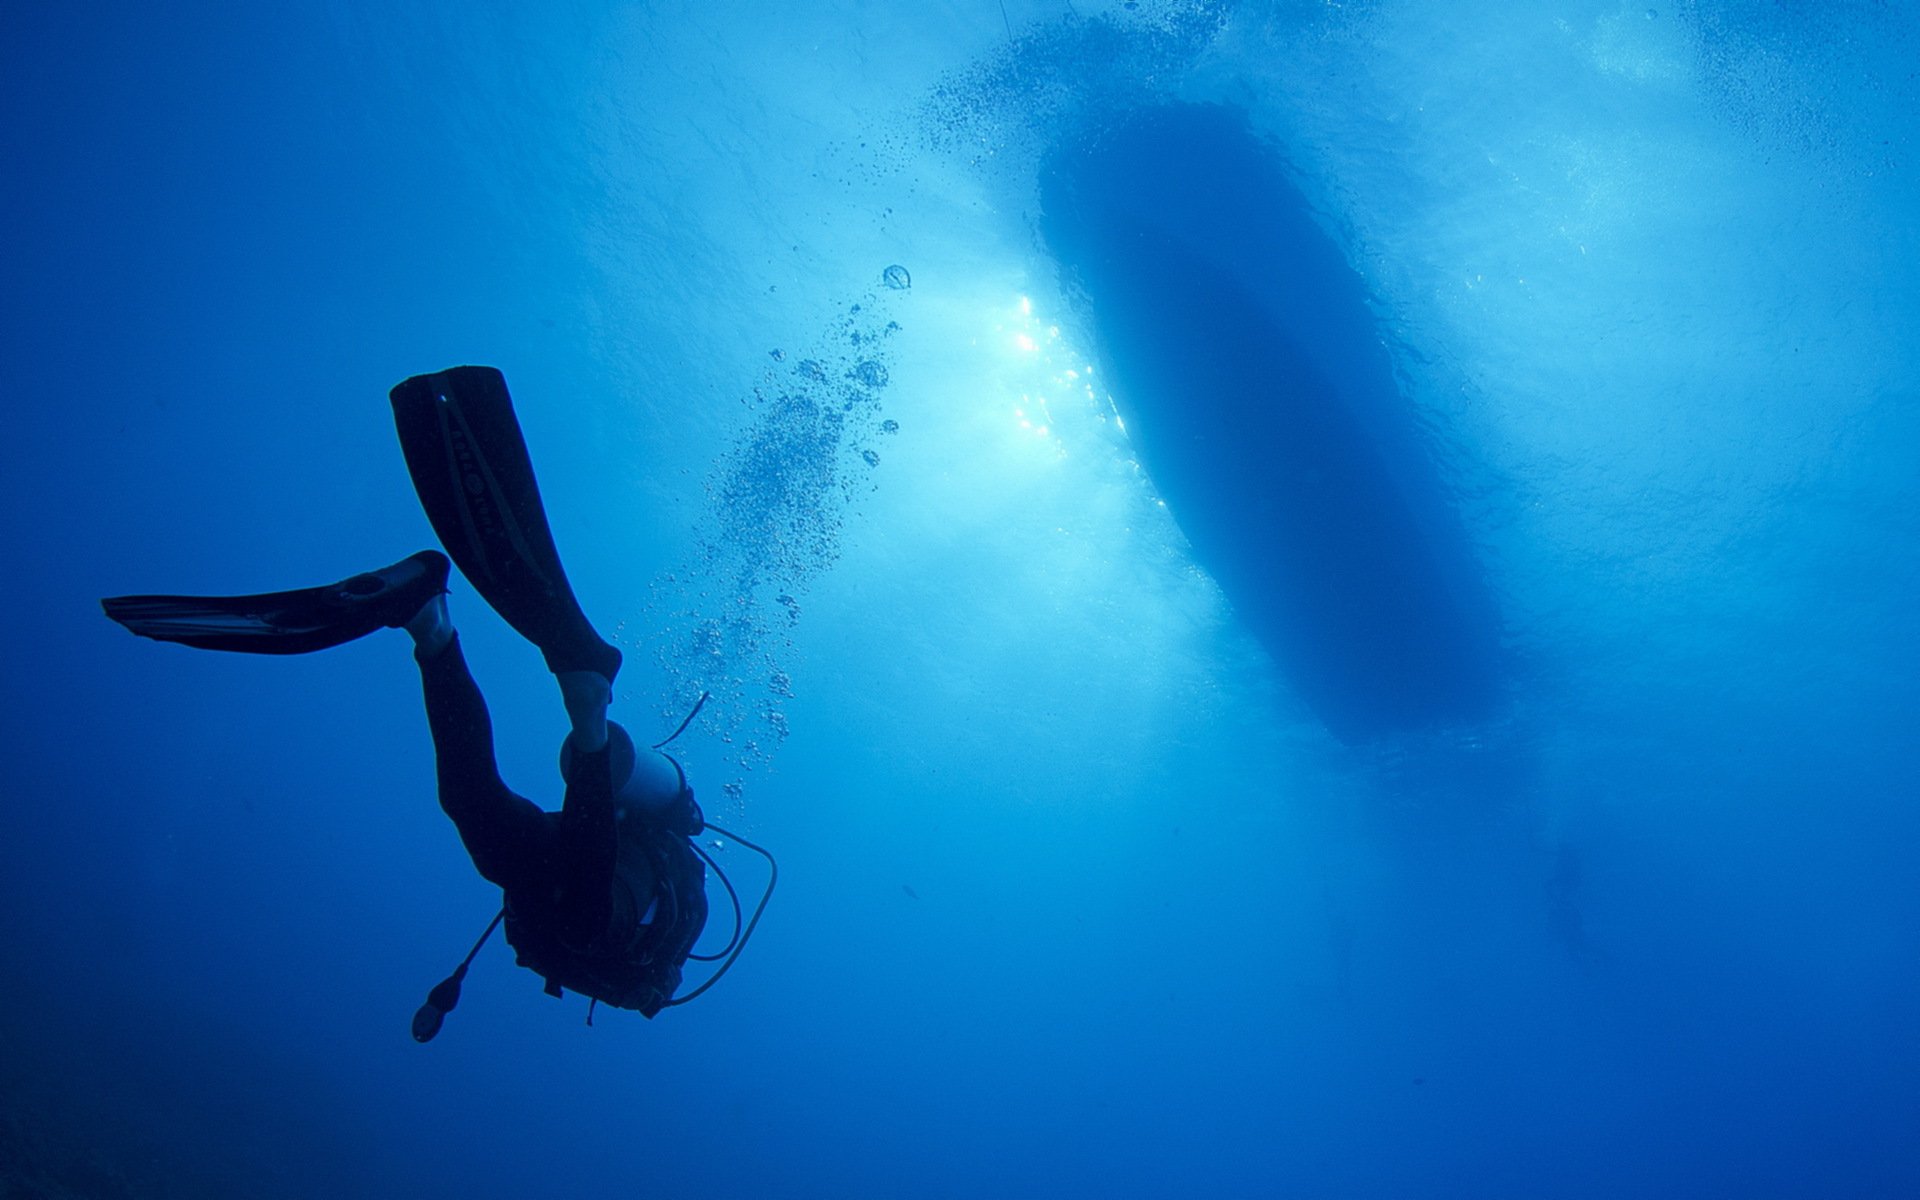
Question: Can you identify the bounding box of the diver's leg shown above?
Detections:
[552,733,617,944]
[414,624,614,945]
[551,667,619,937]
[556,670,610,753]
[413,629,557,893]
[411,594,615,942]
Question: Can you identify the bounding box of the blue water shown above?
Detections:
[4,2,1917,1196]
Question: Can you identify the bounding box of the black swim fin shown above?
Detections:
[390,366,622,682]
[102,551,449,655]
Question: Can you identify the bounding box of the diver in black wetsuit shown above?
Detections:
[402,561,710,1030]
[103,367,769,1037]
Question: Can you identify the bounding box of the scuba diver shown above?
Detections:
[102,366,772,1040]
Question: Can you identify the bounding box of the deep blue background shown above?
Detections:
[4,3,1917,1197]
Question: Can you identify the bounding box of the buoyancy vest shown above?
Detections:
[506,794,710,1013]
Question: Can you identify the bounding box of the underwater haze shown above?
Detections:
[4,2,1917,1197]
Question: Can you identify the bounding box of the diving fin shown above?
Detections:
[102,551,449,655]
[389,366,621,682]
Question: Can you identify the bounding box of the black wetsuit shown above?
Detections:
[418,635,615,936]
[416,634,705,1014]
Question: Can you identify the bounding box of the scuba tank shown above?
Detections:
[558,720,703,837]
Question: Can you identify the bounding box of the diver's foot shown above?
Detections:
[403,592,455,658]
[543,637,623,686]
[336,550,451,629]
[557,669,612,752]
[583,639,623,685]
